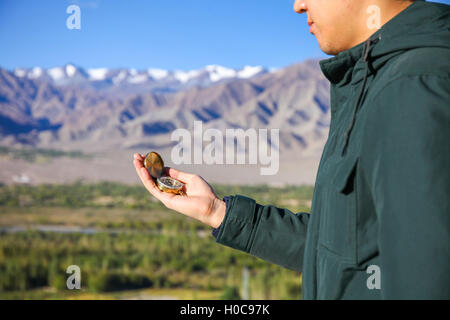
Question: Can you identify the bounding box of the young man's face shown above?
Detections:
[294,0,367,55]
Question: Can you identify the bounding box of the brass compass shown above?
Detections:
[144,151,185,195]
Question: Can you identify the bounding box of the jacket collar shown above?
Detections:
[319,40,367,87]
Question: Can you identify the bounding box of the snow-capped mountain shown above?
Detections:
[14,64,90,85]
[0,59,330,159]
[12,64,269,94]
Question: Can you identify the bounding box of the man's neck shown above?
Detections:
[353,0,415,46]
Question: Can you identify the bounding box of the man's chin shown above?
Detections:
[318,40,343,56]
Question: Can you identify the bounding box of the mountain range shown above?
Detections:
[12,64,269,94]
[0,60,329,151]
[0,60,330,185]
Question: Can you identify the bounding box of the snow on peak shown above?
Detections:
[147,68,169,80]
[48,67,65,81]
[14,68,26,77]
[128,73,148,84]
[87,68,109,81]
[237,66,263,79]
[174,69,202,83]
[205,65,236,82]
[28,67,43,79]
[65,64,77,77]
[12,63,266,86]
[112,70,127,85]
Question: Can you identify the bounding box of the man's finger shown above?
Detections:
[134,158,173,203]
[134,159,157,191]
[134,158,158,192]
[165,167,195,184]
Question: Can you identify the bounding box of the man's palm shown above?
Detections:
[133,153,225,227]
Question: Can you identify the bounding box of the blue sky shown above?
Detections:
[0,0,449,71]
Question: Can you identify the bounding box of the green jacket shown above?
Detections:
[215,1,450,299]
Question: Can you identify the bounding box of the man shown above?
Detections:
[134,0,449,299]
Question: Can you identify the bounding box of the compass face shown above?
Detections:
[144,151,164,178]
[157,176,184,189]
[157,176,185,195]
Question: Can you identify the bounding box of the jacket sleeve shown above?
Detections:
[363,74,450,299]
[215,194,309,272]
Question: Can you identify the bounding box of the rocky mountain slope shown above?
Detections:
[0,60,330,185]
[0,60,329,154]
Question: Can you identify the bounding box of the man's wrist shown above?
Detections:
[209,197,226,229]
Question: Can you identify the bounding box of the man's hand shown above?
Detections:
[133,153,226,228]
